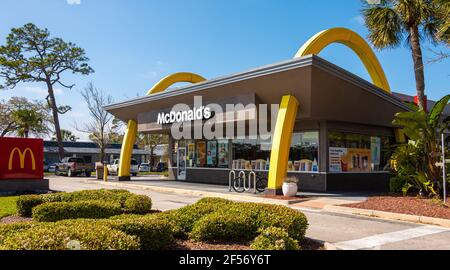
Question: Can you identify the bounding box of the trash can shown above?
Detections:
[95,162,104,180]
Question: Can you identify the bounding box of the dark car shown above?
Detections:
[153,162,168,172]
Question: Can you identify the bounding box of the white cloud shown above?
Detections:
[66,0,81,5]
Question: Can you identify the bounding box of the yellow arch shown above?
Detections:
[295,27,391,93]
[118,72,206,179]
[146,72,206,95]
[267,28,393,193]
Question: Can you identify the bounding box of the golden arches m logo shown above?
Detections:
[8,147,36,171]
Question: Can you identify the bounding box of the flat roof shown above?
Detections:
[105,55,409,116]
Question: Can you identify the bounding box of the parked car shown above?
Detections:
[153,162,168,172]
[139,163,150,172]
[43,161,49,172]
[107,159,139,176]
[55,157,94,177]
[48,163,57,173]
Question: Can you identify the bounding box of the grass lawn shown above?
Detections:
[0,196,18,218]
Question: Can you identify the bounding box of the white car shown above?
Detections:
[139,163,150,172]
[107,159,139,176]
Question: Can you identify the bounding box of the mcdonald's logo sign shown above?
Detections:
[8,148,36,171]
[0,137,43,180]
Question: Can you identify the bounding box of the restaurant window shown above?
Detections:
[171,141,178,167]
[232,137,272,170]
[328,131,394,172]
[288,132,319,172]
[217,140,229,168]
[196,140,207,167]
[184,140,194,167]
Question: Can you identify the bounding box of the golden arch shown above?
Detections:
[8,147,36,170]
[267,28,392,192]
[118,72,206,178]
[295,27,391,92]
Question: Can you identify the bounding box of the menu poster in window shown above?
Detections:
[187,142,195,167]
[329,147,372,172]
[207,141,217,166]
[196,141,206,167]
[218,141,229,167]
[329,147,346,172]
[370,137,381,166]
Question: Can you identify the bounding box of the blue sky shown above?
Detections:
[0,0,449,140]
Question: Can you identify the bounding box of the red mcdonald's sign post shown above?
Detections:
[0,137,44,180]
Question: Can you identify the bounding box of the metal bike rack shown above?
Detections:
[238,170,246,191]
[248,170,257,194]
[229,170,257,194]
[228,170,236,192]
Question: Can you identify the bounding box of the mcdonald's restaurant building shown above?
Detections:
[105,29,410,194]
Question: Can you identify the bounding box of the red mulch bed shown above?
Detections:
[263,194,309,201]
[171,238,324,250]
[343,196,450,220]
[0,215,32,224]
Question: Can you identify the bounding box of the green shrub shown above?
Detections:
[16,195,44,217]
[124,195,152,214]
[0,222,139,250]
[0,223,35,245]
[160,197,235,236]
[32,201,122,222]
[107,216,174,250]
[390,176,405,193]
[251,227,300,250]
[250,204,308,241]
[16,190,134,217]
[57,189,131,204]
[190,210,257,242]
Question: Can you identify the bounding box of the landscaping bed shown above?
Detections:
[343,195,450,220]
[0,190,311,250]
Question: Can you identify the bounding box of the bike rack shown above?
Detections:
[248,170,257,194]
[229,170,258,194]
[238,170,246,191]
[228,170,236,192]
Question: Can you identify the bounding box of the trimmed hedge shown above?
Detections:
[107,216,174,250]
[157,197,235,237]
[190,210,257,242]
[251,227,300,250]
[160,198,308,243]
[16,190,152,218]
[124,195,152,214]
[32,201,122,222]
[0,222,139,250]
[16,195,44,217]
[181,200,308,242]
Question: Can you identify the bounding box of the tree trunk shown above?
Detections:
[46,81,65,160]
[409,26,426,111]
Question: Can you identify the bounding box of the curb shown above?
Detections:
[83,180,304,207]
[324,205,450,228]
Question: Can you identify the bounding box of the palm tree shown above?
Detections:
[11,108,47,138]
[363,0,446,110]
